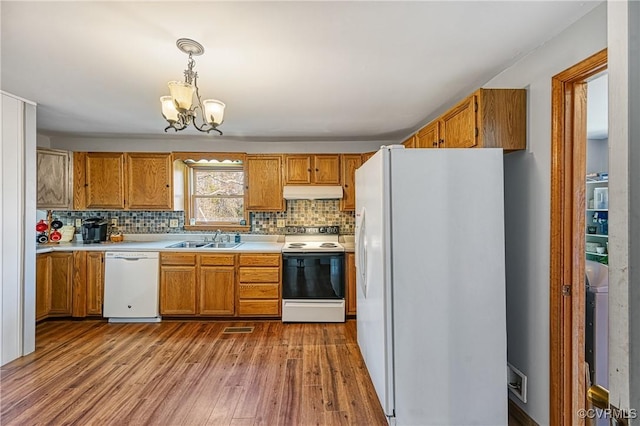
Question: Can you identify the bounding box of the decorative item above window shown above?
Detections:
[160,38,226,135]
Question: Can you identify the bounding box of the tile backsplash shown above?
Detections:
[51,200,355,235]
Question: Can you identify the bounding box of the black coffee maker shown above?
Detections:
[81,217,109,243]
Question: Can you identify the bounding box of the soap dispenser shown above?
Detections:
[234,233,241,243]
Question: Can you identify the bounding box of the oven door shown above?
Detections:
[282,252,345,323]
[282,252,345,299]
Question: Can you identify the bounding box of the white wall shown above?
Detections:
[483,4,607,424]
[48,135,383,154]
[587,138,608,174]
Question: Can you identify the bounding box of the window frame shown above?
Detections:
[183,162,250,232]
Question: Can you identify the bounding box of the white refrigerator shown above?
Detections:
[355,146,507,425]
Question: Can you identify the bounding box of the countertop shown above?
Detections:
[36,233,356,255]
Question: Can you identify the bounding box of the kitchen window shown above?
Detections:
[184,160,249,230]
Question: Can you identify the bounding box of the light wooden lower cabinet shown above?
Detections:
[159,253,236,317]
[85,252,104,316]
[36,252,74,320]
[238,253,281,317]
[346,253,356,316]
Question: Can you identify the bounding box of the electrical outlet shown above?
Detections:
[169,219,179,228]
[111,218,118,226]
[277,219,286,228]
[75,218,82,227]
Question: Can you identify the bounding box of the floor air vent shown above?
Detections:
[222,326,254,334]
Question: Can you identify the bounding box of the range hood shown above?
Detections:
[283,185,343,200]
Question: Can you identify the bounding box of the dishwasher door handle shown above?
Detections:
[113,257,145,261]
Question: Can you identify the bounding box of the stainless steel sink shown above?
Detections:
[166,241,243,249]
[204,242,243,249]
[166,241,210,248]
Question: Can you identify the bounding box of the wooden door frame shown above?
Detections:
[550,48,607,425]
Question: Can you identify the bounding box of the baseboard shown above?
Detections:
[508,399,538,426]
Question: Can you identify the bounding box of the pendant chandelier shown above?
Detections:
[160,38,225,135]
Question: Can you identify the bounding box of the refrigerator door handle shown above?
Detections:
[356,208,368,298]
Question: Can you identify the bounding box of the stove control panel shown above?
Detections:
[285,226,340,235]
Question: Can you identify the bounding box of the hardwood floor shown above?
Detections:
[0,320,387,426]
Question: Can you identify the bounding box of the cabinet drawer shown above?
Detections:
[161,253,197,266]
[238,254,280,267]
[200,254,235,266]
[238,299,280,316]
[239,283,279,299]
[239,267,280,283]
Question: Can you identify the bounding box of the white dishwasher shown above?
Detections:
[103,252,161,323]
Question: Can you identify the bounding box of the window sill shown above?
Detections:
[184,225,251,232]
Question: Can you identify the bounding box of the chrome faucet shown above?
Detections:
[212,229,221,243]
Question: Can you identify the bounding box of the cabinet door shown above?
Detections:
[346,253,356,316]
[36,254,50,321]
[284,155,312,184]
[37,149,71,209]
[340,154,362,211]
[126,153,173,210]
[313,155,340,184]
[160,266,197,315]
[245,155,284,211]
[402,134,416,148]
[86,252,104,316]
[361,152,376,165]
[49,252,73,316]
[417,121,440,148]
[440,95,478,148]
[85,152,126,209]
[200,266,235,316]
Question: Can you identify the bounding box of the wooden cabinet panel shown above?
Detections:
[346,253,356,316]
[199,266,235,316]
[85,152,126,209]
[440,95,477,148]
[284,155,313,184]
[239,267,280,283]
[160,266,197,315]
[161,253,197,266]
[283,154,340,185]
[238,300,280,316]
[340,154,362,211]
[245,155,284,211]
[313,155,341,184]
[417,121,440,148]
[86,252,104,316]
[126,153,173,210]
[238,253,281,317]
[37,148,71,209]
[36,254,50,321]
[361,152,375,164]
[200,254,235,266]
[49,252,73,316]
[238,254,281,267]
[402,134,416,148]
[239,284,280,299]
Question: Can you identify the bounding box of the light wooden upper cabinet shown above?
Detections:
[402,134,416,148]
[74,152,173,210]
[37,148,72,209]
[361,151,376,165]
[416,121,440,148]
[439,89,526,150]
[126,153,173,210]
[340,154,362,211]
[284,154,340,185]
[245,155,284,211]
[440,95,477,148]
[74,152,126,209]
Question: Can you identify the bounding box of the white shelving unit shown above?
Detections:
[586,179,608,259]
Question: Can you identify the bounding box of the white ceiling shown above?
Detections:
[1,1,602,143]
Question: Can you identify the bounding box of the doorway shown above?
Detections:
[549,49,607,425]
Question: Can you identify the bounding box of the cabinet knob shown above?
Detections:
[315,168,319,172]
[307,168,311,172]
[432,141,438,147]
[166,184,170,188]
[345,184,348,188]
